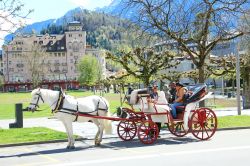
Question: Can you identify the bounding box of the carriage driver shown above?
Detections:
[147,85,162,135]
[170,82,187,119]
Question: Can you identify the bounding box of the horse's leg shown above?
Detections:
[64,120,75,149]
[97,119,105,145]
[61,119,71,149]
[92,119,101,146]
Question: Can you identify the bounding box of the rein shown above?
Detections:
[30,91,44,108]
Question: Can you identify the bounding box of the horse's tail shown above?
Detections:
[104,109,112,134]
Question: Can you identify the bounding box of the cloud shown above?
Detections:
[69,0,112,10]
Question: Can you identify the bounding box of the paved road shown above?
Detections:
[1,129,250,166]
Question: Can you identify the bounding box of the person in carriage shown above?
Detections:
[168,82,176,104]
[147,85,162,134]
[170,82,187,119]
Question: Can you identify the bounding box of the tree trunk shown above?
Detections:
[243,75,250,109]
[113,84,117,93]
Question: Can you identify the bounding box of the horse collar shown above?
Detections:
[52,90,65,113]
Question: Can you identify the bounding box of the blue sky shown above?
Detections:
[0,0,112,45]
[22,0,113,23]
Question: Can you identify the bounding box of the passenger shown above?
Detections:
[168,82,176,104]
[147,85,162,135]
[170,82,187,119]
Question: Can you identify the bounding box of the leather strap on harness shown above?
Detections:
[74,102,79,122]
[52,89,65,113]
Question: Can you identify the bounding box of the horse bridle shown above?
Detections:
[30,90,45,108]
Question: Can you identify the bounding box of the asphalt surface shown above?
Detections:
[1,129,250,166]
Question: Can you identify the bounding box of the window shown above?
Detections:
[79,34,82,37]
[69,34,72,37]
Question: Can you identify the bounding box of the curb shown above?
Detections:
[1,127,250,148]
[217,126,250,131]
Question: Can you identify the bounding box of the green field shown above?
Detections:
[0,127,70,145]
[0,91,123,120]
[218,115,250,128]
[0,91,240,120]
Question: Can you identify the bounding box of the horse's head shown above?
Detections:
[27,88,45,112]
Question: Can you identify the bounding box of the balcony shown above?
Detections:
[62,69,68,73]
[54,69,60,73]
[54,63,60,66]
[16,64,24,68]
[62,63,67,66]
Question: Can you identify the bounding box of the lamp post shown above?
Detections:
[235,40,241,115]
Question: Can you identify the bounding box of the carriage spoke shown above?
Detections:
[204,126,210,138]
[194,126,202,137]
[201,126,204,139]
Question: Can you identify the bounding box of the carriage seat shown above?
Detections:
[129,88,149,105]
[176,105,186,112]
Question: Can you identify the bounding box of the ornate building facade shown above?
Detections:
[2,21,105,91]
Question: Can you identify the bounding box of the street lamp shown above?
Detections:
[234,39,241,115]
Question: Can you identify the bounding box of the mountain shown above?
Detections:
[4,6,137,50]
[96,0,136,20]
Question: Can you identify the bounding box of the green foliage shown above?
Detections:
[40,10,137,51]
[77,55,102,86]
[106,47,176,86]
[0,75,3,87]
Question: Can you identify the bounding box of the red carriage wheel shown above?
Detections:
[189,108,217,140]
[117,120,137,141]
[167,120,188,137]
[137,120,159,144]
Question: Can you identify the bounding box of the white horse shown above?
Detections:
[27,88,112,149]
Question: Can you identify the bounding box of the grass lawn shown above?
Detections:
[0,127,70,145]
[218,115,250,128]
[0,91,123,120]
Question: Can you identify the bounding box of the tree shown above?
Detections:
[77,55,102,87]
[24,44,48,88]
[106,47,176,87]
[0,75,3,87]
[0,0,33,40]
[239,11,250,109]
[122,0,248,84]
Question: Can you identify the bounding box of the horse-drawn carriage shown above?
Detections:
[116,84,217,144]
[27,84,217,148]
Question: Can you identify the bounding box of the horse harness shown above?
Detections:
[52,90,108,121]
[30,90,45,108]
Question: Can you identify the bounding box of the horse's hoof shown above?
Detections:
[66,145,75,149]
[69,145,75,149]
[95,142,101,146]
